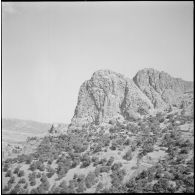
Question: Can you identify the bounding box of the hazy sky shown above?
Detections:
[2,2,193,123]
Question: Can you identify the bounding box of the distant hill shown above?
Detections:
[2,118,51,145]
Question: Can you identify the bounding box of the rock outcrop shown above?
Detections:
[70,68,193,127]
[133,68,193,109]
[71,70,153,126]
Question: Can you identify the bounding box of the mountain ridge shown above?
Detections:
[70,68,193,127]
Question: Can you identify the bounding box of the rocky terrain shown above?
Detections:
[2,68,194,194]
[71,68,193,126]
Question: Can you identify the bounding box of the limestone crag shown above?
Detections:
[70,68,193,127]
[133,68,193,109]
[71,70,153,126]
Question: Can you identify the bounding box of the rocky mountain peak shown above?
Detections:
[70,69,153,127]
[70,68,193,127]
[133,68,193,108]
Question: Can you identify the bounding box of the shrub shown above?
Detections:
[40,174,48,183]
[111,163,123,172]
[124,138,131,146]
[106,156,114,166]
[153,178,170,193]
[38,180,50,192]
[3,163,10,172]
[8,176,15,184]
[131,142,136,152]
[5,170,12,177]
[59,180,69,193]
[80,157,91,168]
[12,183,23,194]
[110,141,117,150]
[92,156,98,162]
[99,158,107,166]
[141,142,154,155]
[36,172,42,178]
[29,172,36,186]
[100,166,111,173]
[37,163,45,172]
[95,166,101,177]
[56,163,69,179]
[123,149,133,161]
[30,188,39,194]
[26,155,33,164]
[111,169,126,186]
[85,171,96,188]
[71,157,80,168]
[93,143,103,153]
[46,166,55,178]
[18,178,26,184]
[29,162,37,171]
[59,180,68,188]
[30,179,36,186]
[13,166,20,175]
[18,170,25,177]
[3,183,12,192]
[17,154,27,163]
[109,119,116,125]
[24,183,28,189]
[76,180,86,193]
[47,159,53,165]
[96,182,103,192]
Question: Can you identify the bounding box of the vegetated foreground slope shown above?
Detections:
[2,105,194,193]
[2,69,194,194]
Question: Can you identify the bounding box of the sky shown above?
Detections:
[2,2,193,124]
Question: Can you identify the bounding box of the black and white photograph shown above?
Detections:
[1,1,194,194]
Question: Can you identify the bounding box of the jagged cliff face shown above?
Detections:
[70,69,193,126]
[71,70,153,126]
[133,68,193,108]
